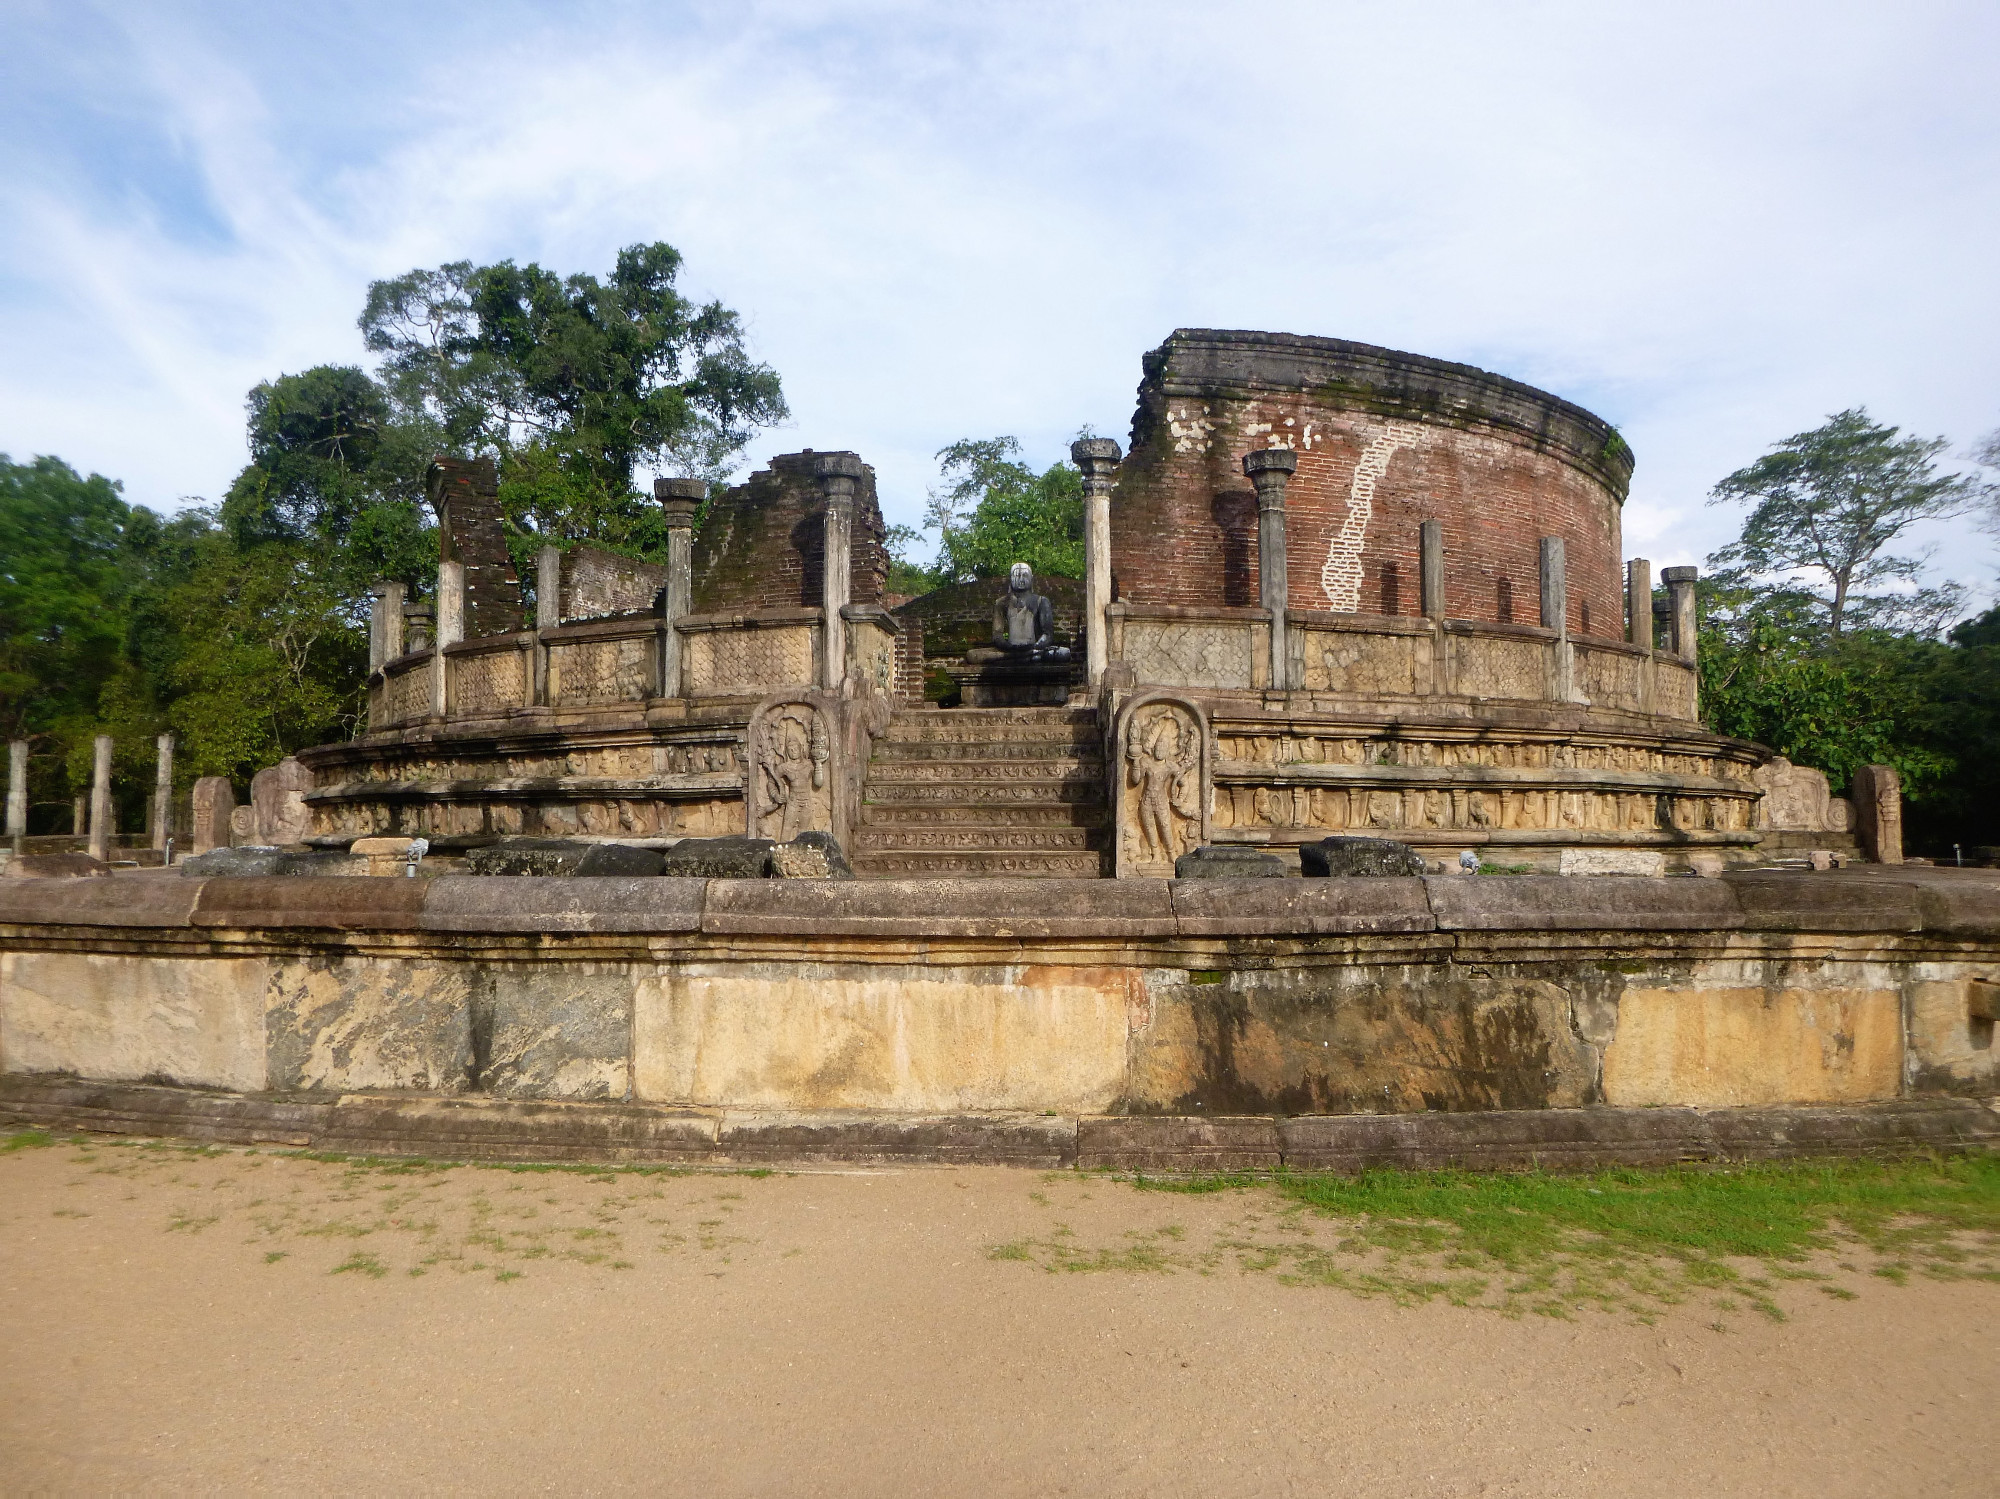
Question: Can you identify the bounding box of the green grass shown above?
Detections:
[1,1128,55,1152]
[988,1155,2000,1322]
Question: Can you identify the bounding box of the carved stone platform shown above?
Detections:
[850,707,1109,878]
[947,649,1077,708]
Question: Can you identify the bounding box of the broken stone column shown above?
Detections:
[190,776,234,854]
[433,559,465,716]
[1626,559,1653,648]
[7,740,25,857]
[71,794,85,837]
[1073,438,1122,687]
[1539,536,1567,632]
[1851,763,1904,865]
[1420,520,1445,619]
[249,758,314,847]
[367,581,406,671]
[152,733,174,851]
[1663,566,1699,663]
[655,479,705,697]
[403,600,434,654]
[811,454,865,691]
[1243,447,1298,691]
[88,734,113,863]
[536,546,562,630]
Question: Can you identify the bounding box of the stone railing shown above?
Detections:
[1105,605,1700,722]
[367,605,905,728]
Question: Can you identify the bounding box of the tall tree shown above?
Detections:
[1707,408,1973,640]
[922,437,1083,584]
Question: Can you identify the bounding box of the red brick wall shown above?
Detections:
[1110,332,1630,639]
[690,451,888,615]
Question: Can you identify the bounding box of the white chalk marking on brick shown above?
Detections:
[1320,423,1426,611]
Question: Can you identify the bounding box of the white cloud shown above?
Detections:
[2,0,1996,595]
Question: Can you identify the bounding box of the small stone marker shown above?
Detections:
[248,758,313,847]
[1558,849,1666,877]
[769,832,854,879]
[191,777,235,854]
[1301,836,1426,878]
[657,836,778,879]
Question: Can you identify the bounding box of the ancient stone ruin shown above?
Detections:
[296,328,1859,878]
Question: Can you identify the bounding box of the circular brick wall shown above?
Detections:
[1110,330,1633,639]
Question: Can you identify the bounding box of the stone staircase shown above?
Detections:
[850,707,1110,878]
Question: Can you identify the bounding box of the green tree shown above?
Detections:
[1707,408,1973,640]
[922,437,1083,584]
[361,242,787,568]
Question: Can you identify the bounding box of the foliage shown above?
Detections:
[883,523,931,596]
[1707,408,1973,640]
[922,437,1084,585]
[1901,606,2000,853]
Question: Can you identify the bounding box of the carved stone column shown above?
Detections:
[7,740,26,857]
[1243,448,1298,691]
[536,546,562,630]
[367,581,406,672]
[88,733,112,863]
[1541,535,1573,701]
[1073,437,1122,687]
[1663,565,1699,663]
[656,478,706,699]
[1851,763,1903,865]
[433,560,465,717]
[811,454,865,691]
[1626,559,1653,648]
[153,733,174,852]
[1420,520,1445,618]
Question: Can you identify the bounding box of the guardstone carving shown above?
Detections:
[1115,695,1210,877]
[1753,757,1853,833]
[747,701,832,842]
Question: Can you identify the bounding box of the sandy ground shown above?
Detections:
[1,1136,1994,1497]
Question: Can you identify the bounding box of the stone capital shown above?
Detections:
[1661,566,1698,584]
[1242,447,1298,479]
[809,452,865,509]
[1071,437,1123,491]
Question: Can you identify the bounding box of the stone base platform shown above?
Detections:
[3,1076,1993,1172]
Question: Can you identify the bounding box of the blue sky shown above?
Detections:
[4,0,1998,596]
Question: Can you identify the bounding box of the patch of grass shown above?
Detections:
[1005,1155,2000,1321]
[1,1129,55,1152]
[331,1252,388,1278]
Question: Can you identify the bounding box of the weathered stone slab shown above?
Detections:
[180,847,358,878]
[420,877,705,934]
[716,1110,1075,1166]
[699,877,1177,937]
[0,1077,328,1148]
[480,966,633,1099]
[1076,1115,1281,1171]
[1725,872,1922,932]
[192,877,429,931]
[1911,877,2000,937]
[1279,1107,1714,1172]
[1699,1099,2000,1159]
[265,956,472,1093]
[1557,848,1666,877]
[190,776,235,855]
[576,843,666,877]
[1300,836,1425,878]
[768,832,853,879]
[314,1094,718,1162]
[1174,846,1287,878]
[464,839,598,876]
[0,874,200,928]
[1168,878,1435,936]
[2,852,110,879]
[1423,874,1745,931]
[658,836,775,878]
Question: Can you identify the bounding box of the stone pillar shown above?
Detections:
[367,581,406,672]
[655,479,705,699]
[811,454,865,691]
[1420,520,1445,619]
[403,601,433,654]
[536,546,562,630]
[7,740,26,857]
[1663,566,1699,663]
[1539,537,1567,633]
[1852,763,1904,865]
[71,794,86,837]
[152,733,174,851]
[190,776,234,855]
[1243,448,1298,691]
[1626,559,1653,648]
[1073,438,1122,687]
[88,734,113,863]
[433,560,465,716]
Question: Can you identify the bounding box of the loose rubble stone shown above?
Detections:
[1174,845,1288,878]
[658,836,776,878]
[769,832,854,879]
[179,847,356,878]
[1301,836,1426,878]
[1558,848,1666,877]
[575,843,666,877]
[465,840,597,877]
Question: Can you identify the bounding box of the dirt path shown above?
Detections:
[1,1136,1992,1496]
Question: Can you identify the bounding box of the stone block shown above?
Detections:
[575,843,666,877]
[658,836,775,878]
[0,874,199,928]
[192,877,428,931]
[1558,848,1666,877]
[180,848,358,878]
[350,836,427,876]
[1,852,110,879]
[465,839,598,876]
[1725,872,1922,932]
[1423,874,1745,931]
[1278,1107,1713,1172]
[769,831,853,879]
[1602,985,1902,1107]
[698,877,1177,938]
[1167,878,1436,935]
[247,757,314,846]
[1173,845,1287,878]
[477,966,633,1099]
[1076,1115,1281,1171]
[266,956,473,1093]
[419,877,705,934]
[1300,836,1426,878]
[715,1110,1075,1166]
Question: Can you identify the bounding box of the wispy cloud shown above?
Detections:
[3,0,1996,590]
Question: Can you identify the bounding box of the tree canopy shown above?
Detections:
[920,436,1084,585]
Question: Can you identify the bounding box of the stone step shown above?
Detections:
[858,801,1107,829]
[851,825,1106,854]
[866,758,1102,785]
[871,738,1102,763]
[850,849,1108,879]
[862,780,1106,807]
[881,710,1100,745]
